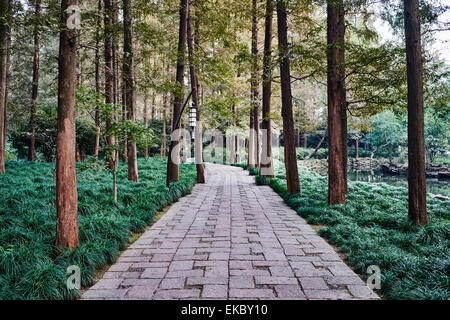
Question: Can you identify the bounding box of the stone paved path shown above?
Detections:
[82,164,379,300]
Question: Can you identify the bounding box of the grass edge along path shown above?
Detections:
[0,158,197,300]
[232,162,450,300]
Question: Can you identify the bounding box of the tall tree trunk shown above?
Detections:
[261,0,273,176]
[122,82,127,162]
[151,92,155,121]
[94,0,103,158]
[144,94,149,160]
[187,5,205,183]
[327,0,346,204]
[123,0,138,182]
[104,0,115,168]
[355,137,359,159]
[303,133,307,148]
[253,0,260,169]
[338,0,348,194]
[0,0,11,174]
[404,0,427,225]
[55,0,79,249]
[28,0,41,162]
[161,92,167,157]
[276,0,300,194]
[248,0,259,169]
[167,0,188,186]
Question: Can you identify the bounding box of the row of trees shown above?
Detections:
[223,0,446,226]
[0,0,447,249]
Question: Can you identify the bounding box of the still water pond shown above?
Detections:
[348,169,450,197]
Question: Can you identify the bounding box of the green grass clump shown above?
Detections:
[0,158,196,300]
[231,163,247,169]
[268,164,450,300]
[248,166,259,176]
[255,174,272,185]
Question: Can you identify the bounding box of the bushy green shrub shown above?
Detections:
[296,148,328,160]
[0,158,196,300]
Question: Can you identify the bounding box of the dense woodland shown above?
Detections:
[0,0,449,300]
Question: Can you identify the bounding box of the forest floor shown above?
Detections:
[82,163,378,300]
[259,161,450,300]
[0,158,196,299]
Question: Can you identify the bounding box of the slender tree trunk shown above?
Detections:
[167,0,188,186]
[122,82,127,162]
[94,0,103,158]
[261,0,273,176]
[187,5,205,183]
[303,133,307,148]
[28,0,41,161]
[276,0,300,194]
[144,94,149,160]
[248,0,260,169]
[55,0,79,249]
[3,0,9,166]
[104,0,115,168]
[327,0,345,204]
[123,0,138,182]
[355,138,359,159]
[161,92,167,157]
[404,0,427,225]
[151,92,155,121]
[0,0,11,174]
[338,0,348,194]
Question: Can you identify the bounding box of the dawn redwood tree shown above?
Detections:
[327,0,346,204]
[28,0,41,161]
[0,0,11,174]
[143,94,149,160]
[261,0,273,176]
[338,0,348,194]
[187,5,205,183]
[55,0,79,249]
[104,0,115,168]
[167,0,188,186]
[276,0,300,194]
[94,0,103,158]
[123,0,138,182]
[404,0,428,225]
[248,0,259,169]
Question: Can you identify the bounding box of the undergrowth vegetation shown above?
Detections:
[0,158,196,300]
[262,164,450,300]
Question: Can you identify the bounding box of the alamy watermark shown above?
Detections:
[66,5,81,30]
[66,265,81,290]
[366,265,381,290]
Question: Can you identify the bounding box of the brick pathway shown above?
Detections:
[82,164,379,300]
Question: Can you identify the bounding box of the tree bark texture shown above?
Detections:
[327,0,346,204]
[276,0,300,194]
[55,0,79,249]
[404,0,428,225]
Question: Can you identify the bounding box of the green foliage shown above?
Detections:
[296,148,328,160]
[269,165,450,300]
[424,108,449,163]
[248,166,259,176]
[255,174,271,186]
[10,104,96,161]
[0,158,196,300]
[5,141,17,161]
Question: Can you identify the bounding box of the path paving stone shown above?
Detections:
[82,164,379,300]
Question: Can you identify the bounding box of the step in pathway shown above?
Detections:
[82,163,379,300]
